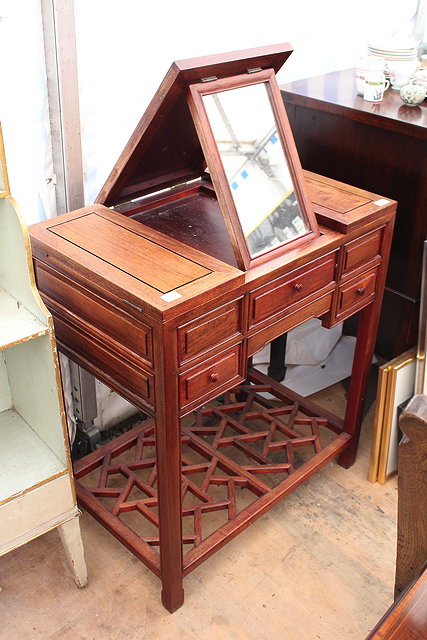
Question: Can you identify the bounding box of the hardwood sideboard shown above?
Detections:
[281,69,427,359]
[29,47,396,612]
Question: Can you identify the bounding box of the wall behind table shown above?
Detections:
[0,0,420,222]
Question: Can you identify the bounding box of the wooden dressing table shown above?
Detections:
[29,45,396,612]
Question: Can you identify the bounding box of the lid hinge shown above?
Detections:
[247,67,262,74]
[201,75,218,83]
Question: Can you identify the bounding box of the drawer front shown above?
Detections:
[337,268,377,317]
[249,254,336,326]
[54,315,154,407]
[342,229,382,275]
[35,264,153,366]
[178,299,243,365]
[179,345,243,410]
[248,291,333,356]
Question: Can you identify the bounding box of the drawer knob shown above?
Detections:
[209,373,219,383]
[294,283,304,292]
[356,287,365,296]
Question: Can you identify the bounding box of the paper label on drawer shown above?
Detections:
[373,199,390,206]
[161,291,182,302]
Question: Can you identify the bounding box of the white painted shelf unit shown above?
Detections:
[0,125,87,587]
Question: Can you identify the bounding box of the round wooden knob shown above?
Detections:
[209,373,219,383]
[356,287,365,296]
[294,283,304,292]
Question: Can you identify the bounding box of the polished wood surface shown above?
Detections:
[187,68,319,270]
[29,48,396,612]
[281,69,427,357]
[367,564,427,639]
[30,174,395,610]
[96,44,294,206]
[395,395,427,597]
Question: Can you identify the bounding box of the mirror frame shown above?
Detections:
[187,69,319,270]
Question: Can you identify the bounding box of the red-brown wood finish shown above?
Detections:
[366,563,427,640]
[30,174,395,610]
[29,47,396,612]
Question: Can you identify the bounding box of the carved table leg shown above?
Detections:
[395,395,427,598]
[155,326,184,612]
[57,515,88,588]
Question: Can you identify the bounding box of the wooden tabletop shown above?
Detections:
[281,68,427,140]
[366,564,427,639]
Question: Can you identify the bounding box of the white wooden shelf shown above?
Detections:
[0,408,65,503]
[0,124,87,586]
[0,287,48,349]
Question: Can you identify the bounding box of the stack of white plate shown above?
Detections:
[367,39,418,62]
[367,40,419,88]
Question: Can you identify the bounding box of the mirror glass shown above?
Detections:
[203,83,310,258]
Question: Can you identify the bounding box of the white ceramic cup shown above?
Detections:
[363,71,390,102]
[355,56,385,95]
[389,59,419,90]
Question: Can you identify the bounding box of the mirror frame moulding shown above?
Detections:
[187,69,319,270]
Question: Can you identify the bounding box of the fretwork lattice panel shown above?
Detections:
[76,381,338,555]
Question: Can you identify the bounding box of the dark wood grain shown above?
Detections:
[395,395,427,597]
[281,69,427,357]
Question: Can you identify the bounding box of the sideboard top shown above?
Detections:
[280,69,427,141]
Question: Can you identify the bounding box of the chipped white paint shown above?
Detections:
[58,516,88,588]
[0,149,87,585]
[0,476,76,555]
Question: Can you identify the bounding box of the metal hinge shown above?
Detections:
[247,67,262,74]
[201,75,218,83]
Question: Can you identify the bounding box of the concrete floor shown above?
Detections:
[0,383,397,640]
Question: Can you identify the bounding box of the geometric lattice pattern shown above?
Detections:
[76,379,339,559]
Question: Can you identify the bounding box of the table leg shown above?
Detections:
[339,218,394,468]
[155,328,184,612]
[268,334,287,382]
[339,301,379,468]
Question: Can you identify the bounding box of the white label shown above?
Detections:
[161,291,182,302]
[373,198,390,206]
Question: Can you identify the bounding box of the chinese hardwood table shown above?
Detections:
[29,45,396,612]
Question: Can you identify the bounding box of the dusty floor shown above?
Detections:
[0,383,397,640]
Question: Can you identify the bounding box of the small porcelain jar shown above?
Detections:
[400,82,426,107]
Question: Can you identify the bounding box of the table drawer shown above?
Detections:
[249,254,336,326]
[179,345,243,410]
[178,299,243,365]
[53,315,154,407]
[342,229,382,276]
[35,264,153,366]
[337,268,377,318]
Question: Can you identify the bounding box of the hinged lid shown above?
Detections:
[96,44,293,207]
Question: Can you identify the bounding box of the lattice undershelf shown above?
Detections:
[74,369,351,577]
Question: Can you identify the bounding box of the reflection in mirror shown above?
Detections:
[203,83,310,258]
